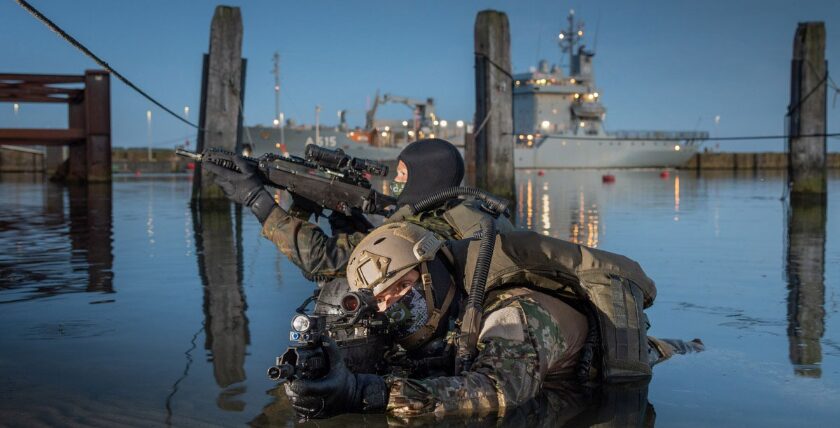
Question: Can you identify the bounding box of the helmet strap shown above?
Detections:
[398,261,457,351]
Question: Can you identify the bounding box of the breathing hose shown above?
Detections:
[409,186,509,217]
[408,186,505,372]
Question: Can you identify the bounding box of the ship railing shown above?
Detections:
[610,130,709,141]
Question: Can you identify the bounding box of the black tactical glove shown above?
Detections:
[284,337,388,419]
[203,154,276,223]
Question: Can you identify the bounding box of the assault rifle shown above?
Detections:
[267,288,393,383]
[176,145,397,216]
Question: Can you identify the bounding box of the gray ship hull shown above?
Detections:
[244,126,404,161]
[515,134,700,169]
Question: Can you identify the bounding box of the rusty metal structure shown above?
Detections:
[0,70,111,182]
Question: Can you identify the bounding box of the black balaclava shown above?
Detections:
[396,139,465,206]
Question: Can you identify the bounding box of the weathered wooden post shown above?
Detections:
[192,6,244,202]
[785,196,826,377]
[471,10,515,203]
[787,22,826,199]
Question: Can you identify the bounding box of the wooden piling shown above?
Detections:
[787,22,827,197]
[193,6,244,202]
[786,195,826,377]
[472,10,515,203]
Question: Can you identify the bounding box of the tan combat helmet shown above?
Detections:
[346,222,444,296]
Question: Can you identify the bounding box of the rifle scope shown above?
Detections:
[305,145,390,177]
[305,145,350,170]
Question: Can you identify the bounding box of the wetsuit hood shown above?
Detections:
[396,139,465,206]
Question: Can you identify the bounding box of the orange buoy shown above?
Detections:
[537,170,545,176]
[602,174,615,183]
[660,170,670,179]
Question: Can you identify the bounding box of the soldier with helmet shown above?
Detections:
[283,222,704,418]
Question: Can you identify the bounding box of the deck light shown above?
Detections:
[456,120,464,128]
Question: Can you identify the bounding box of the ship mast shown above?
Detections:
[557,9,584,74]
[272,51,281,127]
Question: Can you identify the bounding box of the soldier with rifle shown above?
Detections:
[198,138,514,283]
[280,221,704,419]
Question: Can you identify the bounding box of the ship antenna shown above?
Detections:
[272,51,281,126]
[592,12,601,53]
[558,9,583,73]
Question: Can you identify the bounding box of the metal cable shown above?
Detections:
[15,0,201,129]
[505,132,840,142]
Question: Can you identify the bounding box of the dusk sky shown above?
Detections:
[1,0,838,152]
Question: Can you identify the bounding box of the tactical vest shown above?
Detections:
[452,231,657,382]
[386,198,514,240]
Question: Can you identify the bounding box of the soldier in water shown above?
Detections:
[283,222,704,418]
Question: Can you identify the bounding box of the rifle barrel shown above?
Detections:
[175,149,202,161]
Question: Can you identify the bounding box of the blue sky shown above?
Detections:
[1,0,838,152]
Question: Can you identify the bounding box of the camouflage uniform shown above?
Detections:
[383,288,701,418]
[385,289,583,417]
[261,199,514,280]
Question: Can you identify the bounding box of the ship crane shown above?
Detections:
[364,91,436,132]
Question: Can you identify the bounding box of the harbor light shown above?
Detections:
[527,134,534,141]
[402,120,408,127]
[570,78,576,84]
[429,133,435,138]
[578,30,583,36]
[440,120,448,128]
[574,93,580,99]
[381,131,388,137]
[580,121,586,128]
[384,126,390,131]
[558,33,565,40]
[593,92,599,98]
[541,120,551,130]
[408,130,415,137]
[13,103,20,115]
[433,120,439,126]
[456,120,464,128]
[586,93,595,100]
[273,119,280,126]
[675,145,681,151]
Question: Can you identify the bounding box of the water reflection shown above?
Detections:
[517,174,600,247]
[250,381,654,427]
[0,180,113,302]
[191,201,250,407]
[785,195,827,377]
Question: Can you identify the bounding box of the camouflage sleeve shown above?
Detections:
[260,207,367,279]
[385,295,567,417]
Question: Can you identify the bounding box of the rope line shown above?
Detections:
[505,132,840,142]
[15,0,200,129]
[475,52,514,81]
[786,61,828,116]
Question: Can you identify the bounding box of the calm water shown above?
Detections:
[1,169,838,427]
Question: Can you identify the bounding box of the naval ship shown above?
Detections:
[245,11,706,168]
[513,10,708,168]
[244,92,466,161]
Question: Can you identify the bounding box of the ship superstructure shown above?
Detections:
[513,10,708,168]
